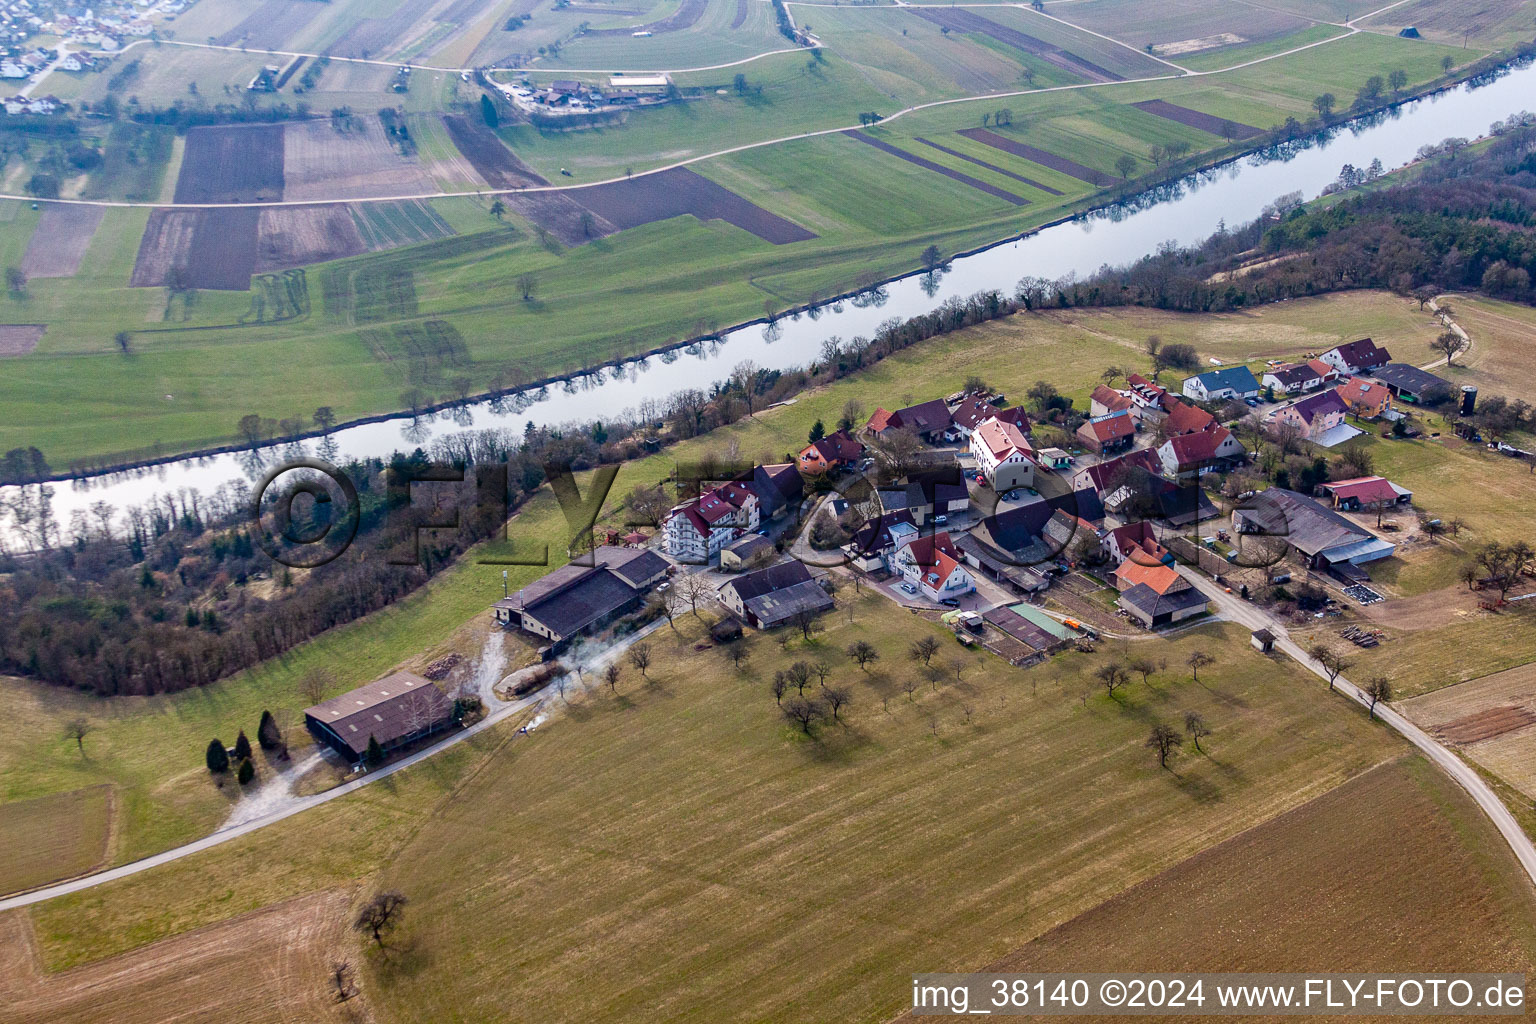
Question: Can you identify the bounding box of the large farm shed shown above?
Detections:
[304,671,455,765]
[493,546,669,647]
[1233,489,1395,570]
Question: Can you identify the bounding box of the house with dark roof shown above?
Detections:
[493,547,668,645]
[797,430,864,476]
[1105,520,1172,566]
[1270,388,1349,440]
[720,532,776,572]
[1262,359,1337,395]
[1181,366,1260,402]
[717,561,833,628]
[844,510,919,570]
[876,469,969,525]
[1075,410,1135,455]
[1071,448,1163,497]
[1368,363,1453,404]
[1233,488,1395,569]
[1320,338,1391,376]
[304,671,456,765]
[753,463,803,520]
[956,398,1031,437]
[1111,558,1207,628]
[867,399,953,442]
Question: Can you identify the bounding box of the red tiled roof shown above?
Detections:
[1080,448,1162,492]
[974,417,1032,460]
[867,407,899,432]
[1305,358,1336,378]
[902,531,961,570]
[1163,399,1216,435]
[1163,425,1235,467]
[1080,413,1135,443]
[807,429,864,463]
[1114,557,1183,595]
[1335,377,1390,410]
[1090,385,1132,412]
[1323,476,1399,505]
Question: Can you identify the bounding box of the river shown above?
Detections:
[6,60,1535,542]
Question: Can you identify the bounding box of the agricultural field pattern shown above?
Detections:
[1,0,1536,1022]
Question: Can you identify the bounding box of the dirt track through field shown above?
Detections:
[914,137,1064,195]
[845,130,1029,205]
[1435,705,1536,744]
[1133,98,1261,138]
[0,890,363,1024]
[585,0,708,36]
[731,0,748,29]
[959,127,1116,185]
[909,7,1123,83]
[19,205,103,278]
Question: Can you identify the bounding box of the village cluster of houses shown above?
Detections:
[488,337,1426,651]
[0,0,187,113]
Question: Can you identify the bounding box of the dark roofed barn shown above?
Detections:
[304,671,455,765]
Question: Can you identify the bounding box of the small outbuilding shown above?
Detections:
[1251,628,1276,653]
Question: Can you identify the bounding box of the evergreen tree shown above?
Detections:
[233,729,252,762]
[808,419,825,443]
[257,710,283,751]
[365,734,385,767]
[206,738,229,774]
[236,758,255,785]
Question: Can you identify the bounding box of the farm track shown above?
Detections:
[6,3,1437,213]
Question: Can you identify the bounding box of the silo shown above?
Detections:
[1460,385,1478,416]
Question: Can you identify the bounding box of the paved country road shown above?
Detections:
[1176,565,1536,889]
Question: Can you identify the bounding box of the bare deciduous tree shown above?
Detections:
[1096,662,1129,699]
[823,685,851,724]
[64,718,92,754]
[782,696,824,735]
[1306,643,1349,691]
[1128,657,1158,687]
[909,635,941,667]
[1186,650,1215,683]
[629,642,652,678]
[1146,724,1180,768]
[1364,676,1392,719]
[353,890,408,947]
[1183,711,1211,753]
[787,661,813,695]
[330,960,354,1002]
[604,662,621,693]
[847,640,879,670]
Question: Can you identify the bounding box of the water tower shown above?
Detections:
[1460,385,1478,416]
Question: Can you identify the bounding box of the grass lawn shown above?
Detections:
[0,786,112,896]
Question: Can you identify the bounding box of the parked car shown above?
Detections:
[939,597,960,607]
[933,514,948,525]
[899,582,919,595]
[1245,397,1261,407]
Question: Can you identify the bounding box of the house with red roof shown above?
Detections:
[662,479,761,562]
[1319,476,1412,511]
[1319,338,1391,376]
[1334,377,1392,419]
[1105,521,1173,566]
[1161,398,1217,437]
[970,416,1036,491]
[797,430,864,476]
[1111,556,1207,628]
[1156,425,1245,480]
[865,399,953,442]
[1075,410,1135,455]
[1089,385,1133,418]
[892,532,974,602]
